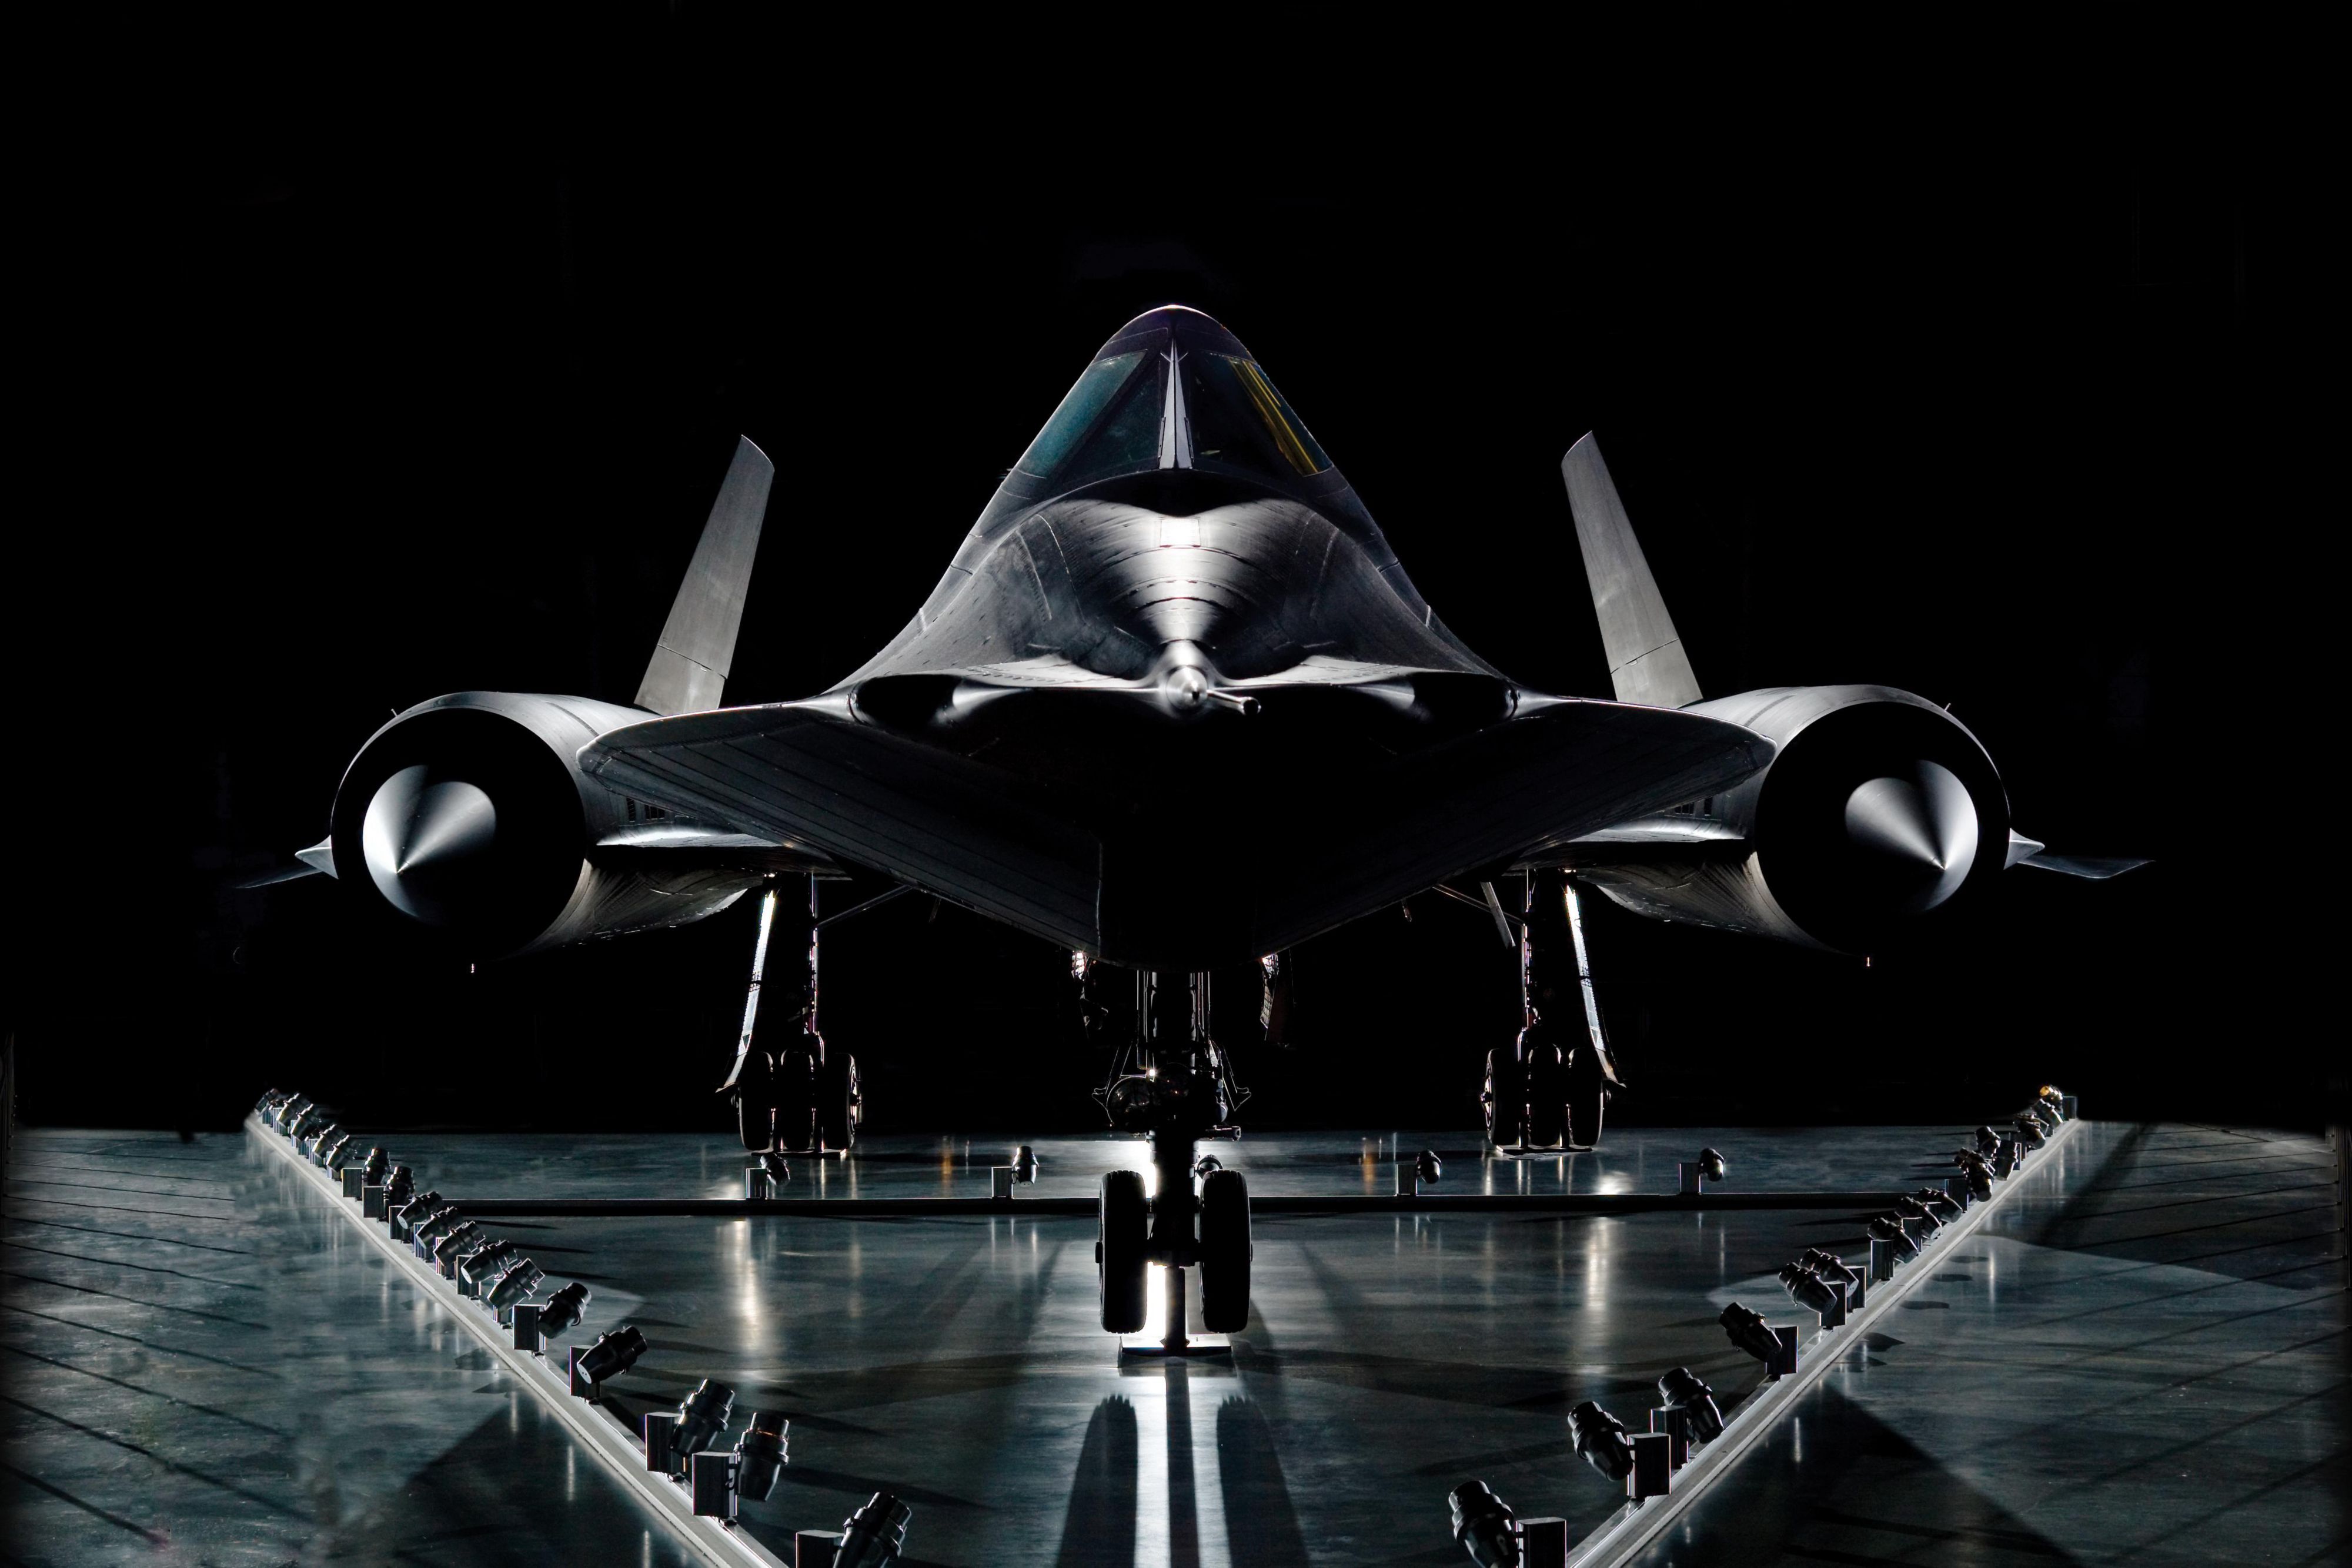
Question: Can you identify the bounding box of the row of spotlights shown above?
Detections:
[256,1088,583,1384]
[1445,1091,2071,1559]
[259,1092,854,1544]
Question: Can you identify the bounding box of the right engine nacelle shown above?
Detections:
[1579,685,2010,953]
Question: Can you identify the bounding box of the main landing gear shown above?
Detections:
[726,877,863,1160]
[1093,969,1253,1354]
[1485,870,1622,1154]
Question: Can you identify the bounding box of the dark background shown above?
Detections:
[8,16,2318,1138]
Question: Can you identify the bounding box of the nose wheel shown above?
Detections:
[1195,1166,1252,1332]
[1092,969,1254,1356]
[1097,1139,1251,1356]
[1097,1171,1149,1333]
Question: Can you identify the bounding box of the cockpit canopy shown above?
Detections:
[1013,306,1332,496]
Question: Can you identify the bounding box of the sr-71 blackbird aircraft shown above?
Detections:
[288,305,2134,1337]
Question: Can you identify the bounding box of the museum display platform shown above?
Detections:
[3,1116,2341,1566]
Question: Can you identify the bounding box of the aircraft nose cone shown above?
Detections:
[361,765,498,923]
[1161,664,1211,711]
[1843,760,1979,912]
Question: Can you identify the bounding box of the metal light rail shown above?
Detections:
[245,1114,789,1568]
[1562,1111,2087,1568]
[436,1189,1913,1218]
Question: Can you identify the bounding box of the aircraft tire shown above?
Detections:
[1566,1048,1608,1150]
[1525,1045,1568,1149]
[774,1049,819,1154]
[1196,1169,1252,1333]
[817,1049,858,1151]
[1098,1171,1148,1333]
[734,1051,776,1152]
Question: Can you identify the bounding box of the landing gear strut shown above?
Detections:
[1486,870,1621,1153]
[724,877,861,1159]
[1093,969,1252,1352]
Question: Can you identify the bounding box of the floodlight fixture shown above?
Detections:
[1953,1151,1993,1201]
[390,1191,442,1239]
[733,1411,789,1502]
[1656,1367,1724,1442]
[407,1202,460,1243]
[2016,1114,2048,1146]
[1866,1215,1919,1262]
[1720,1301,1782,1363]
[361,1146,389,1184]
[834,1489,913,1568]
[2037,1085,2067,1122]
[382,1165,414,1203]
[1892,1196,1943,1235]
[255,1088,283,1114]
[1011,1145,1040,1183]
[1567,1400,1635,1482]
[1912,1187,1963,1223]
[1800,1249,1862,1296]
[1447,1480,1521,1567]
[458,1240,521,1288]
[1779,1263,1842,1317]
[574,1325,647,1385]
[1973,1125,2000,1158]
[1416,1150,1443,1185]
[323,1134,357,1172]
[539,1282,590,1339]
[1192,1154,1224,1179]
[667,1380,736,1475]
[1697,1147,1727,1182]
[430,1222,484,1270]
[485,1260,544,1310]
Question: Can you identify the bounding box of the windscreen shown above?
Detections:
[1183,352,1331,479]
[1011,322,1332,494]
[1014,349,1165,488]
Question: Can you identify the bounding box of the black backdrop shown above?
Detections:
[8,16,2320,1136]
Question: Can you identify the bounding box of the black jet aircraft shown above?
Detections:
[290,306,2134,1338]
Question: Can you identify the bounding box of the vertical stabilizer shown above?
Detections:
[636,436,774,715]
[1561,434,1702,708]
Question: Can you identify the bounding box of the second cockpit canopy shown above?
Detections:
[1013,306,1332,497]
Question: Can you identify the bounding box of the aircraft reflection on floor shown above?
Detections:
[1055,1378,1312,1568]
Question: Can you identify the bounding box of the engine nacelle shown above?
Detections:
[1579,685,2010,952]
[328,691,757,957]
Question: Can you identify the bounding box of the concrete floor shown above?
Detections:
[4,1122,2343,1566]
[1626,1122,2351,1568]
[1,1129,696,1566]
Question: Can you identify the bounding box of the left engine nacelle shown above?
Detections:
[328,691,754,958]
[1577,684,2012,953]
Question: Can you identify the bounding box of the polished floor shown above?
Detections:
[1627,1122,2350,1568]
[3,1122,2343,1566]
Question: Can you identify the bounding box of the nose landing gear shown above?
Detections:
[1093,969,1252,1355]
